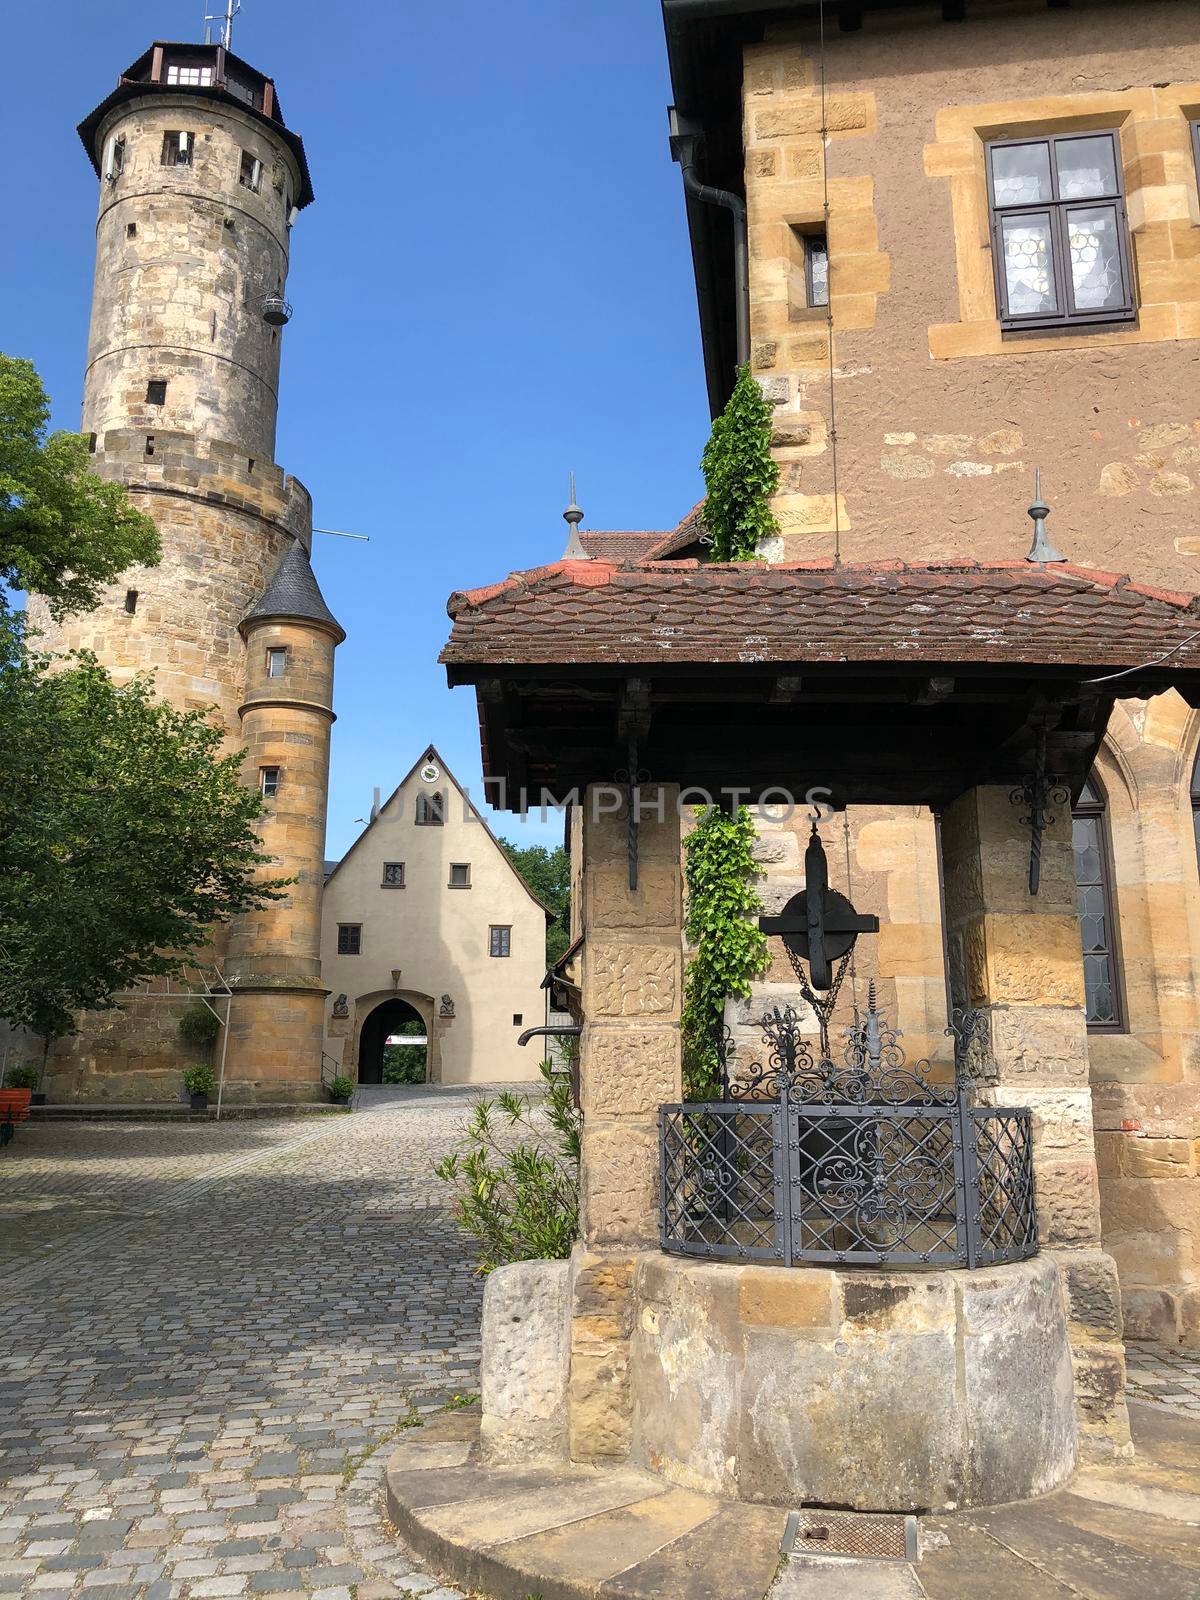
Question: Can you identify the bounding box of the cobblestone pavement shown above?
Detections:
[0,1089,491,1600]
[1124,1337,1200,1415]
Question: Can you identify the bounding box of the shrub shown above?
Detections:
[434,1061,580,1273]
[182,1062,215,1097]
[4,1062,40,1090]
[328,1074,354,1102]
[699,363,780,562]
[382,1042,425,1084]
[681,805,770,1100]
[179,1003,220,1050]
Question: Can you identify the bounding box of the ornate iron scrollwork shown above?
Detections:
[1010,726,1070,896]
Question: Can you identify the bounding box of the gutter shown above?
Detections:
[668,108,750,372]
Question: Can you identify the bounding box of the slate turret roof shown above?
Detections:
[241,541,345,641]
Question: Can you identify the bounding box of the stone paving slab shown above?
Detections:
[1124,1337,1200,1416]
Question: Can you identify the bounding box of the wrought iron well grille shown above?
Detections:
[660,993,1037,1270]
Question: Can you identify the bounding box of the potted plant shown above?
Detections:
[5,1063,42,1104]
[327,1074,354,1105]
[182,1062,215,1112]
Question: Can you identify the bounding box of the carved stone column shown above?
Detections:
[941,786,1131,1458]
[568,784,682,1463]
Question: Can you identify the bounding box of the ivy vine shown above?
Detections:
[681,806,770,1100]
[699,363,780,562]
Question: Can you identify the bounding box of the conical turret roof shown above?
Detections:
[240,541,345,641]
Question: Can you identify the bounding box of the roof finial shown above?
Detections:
[562,472,590,560]
[1025,468,1066,565]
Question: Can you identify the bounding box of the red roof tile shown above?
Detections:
[442,559,1200,671]
[577,529,666,562]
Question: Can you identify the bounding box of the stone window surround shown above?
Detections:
[160,129,194,167]
[924,86,1200,360]
[381,862,405,889]
[259,765,280,798]
[266,645,287,679]
[448,863,471,889]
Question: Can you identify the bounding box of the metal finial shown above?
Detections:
[562,472,589,560]
[1025,468,1066,565]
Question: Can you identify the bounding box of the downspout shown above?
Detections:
[668,108,750,370]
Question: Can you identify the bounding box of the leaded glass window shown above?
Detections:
[987,133,1134,330]
[1072,778,1122,1029]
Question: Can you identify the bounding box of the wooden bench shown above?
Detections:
[0,1087,32,1148]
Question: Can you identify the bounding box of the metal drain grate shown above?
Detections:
[780,1508,918,1563]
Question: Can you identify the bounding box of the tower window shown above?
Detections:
[87,433,97,454]
[239,151,263,193]
[415,791,445,826]
[448,863,471,889]
[124,590,138,615]
[146,379,167,406]
[126,222,137,239]
[102,135,125,183]
[166,64,213,86]
[382,862,405,888]
[489,926,511,959]
[259,766,280,798]
[337,923,362,956]
[266,646,287,679]
[161,131,193,168]
[145,436,155,456]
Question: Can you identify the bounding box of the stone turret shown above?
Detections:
[224,546,344,1096]
[32,42,340,1104]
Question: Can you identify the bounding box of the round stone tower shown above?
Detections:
[35,41,341,1104]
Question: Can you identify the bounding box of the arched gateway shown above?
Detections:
[357,997,427,1085]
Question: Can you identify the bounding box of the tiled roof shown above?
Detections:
[647,502,707,558]
[442,559,1200,671]
[577,530,666,562]
[241,541,345,640]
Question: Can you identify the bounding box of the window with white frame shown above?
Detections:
[166,64,213,86]
[259,766,280,798]
[102,134,125,182]
[239,150,262,193]
[161,131,193,168]
[266,647,287,679]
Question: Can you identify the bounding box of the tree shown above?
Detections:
[0,653,288,1044]
[499,841,571,967]
[699,362,780,562]
[0,354,159,651]
[681,805,770,1100]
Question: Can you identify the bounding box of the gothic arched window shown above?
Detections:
[1072,776,1122,1030]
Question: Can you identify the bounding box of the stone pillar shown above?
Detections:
[941,787,1131,1457]
[567,785,683,1463]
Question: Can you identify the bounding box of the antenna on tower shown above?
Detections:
[203,0,241,48]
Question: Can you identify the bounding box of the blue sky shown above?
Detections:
[1,0,710,855]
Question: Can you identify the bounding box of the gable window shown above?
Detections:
[337,923,362,956]
[259,766,280,798]
[239,151,262,193]
[266,646,287,678]
[146,379,167,406]
[986,132,1134,329]
[161,131,193,168]
[489,925,511,958]
[166,63,212,86]
[448,863,471,889]
[415,791,445,825]
[1072,776,1122,1030]
[382,862,405,888]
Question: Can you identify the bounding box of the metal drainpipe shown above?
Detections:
[677,151,750,370]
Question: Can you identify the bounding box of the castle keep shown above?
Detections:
[32,39,342,1103]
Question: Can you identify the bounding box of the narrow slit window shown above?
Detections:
[103,135,125,182]
[266,646,287,679]
[124,589,138,614]
[448,863,471,889]
[336,923,362,956]
[512,1014,523,1027]
[87,433,97,454]
[146,379,167,406]
[126,222,137,239]
[161,131,193,168]
[986,132,1134,330]
[259,766,280,798]
[804,232,829,308]
[489,926,511,959]
[239,151,263,193]
[382,862,405,888]
[1072,777,1123,1030]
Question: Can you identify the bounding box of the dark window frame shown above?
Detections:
[146,379,167,406]
[1072,777,1125,1033]
[336,923,362,956]
[381,862,405,889]
[489,925,511,959]
[259,766,280,799]
[415,790,445,826]
[985,131,1135,331]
